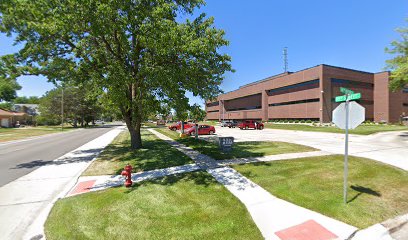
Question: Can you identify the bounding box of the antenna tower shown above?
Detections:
[283,47,288,72]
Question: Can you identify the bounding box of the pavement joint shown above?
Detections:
[147,128,357,240]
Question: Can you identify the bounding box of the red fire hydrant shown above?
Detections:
[121,164,133,187]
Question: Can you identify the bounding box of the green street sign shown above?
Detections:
[335,95,347,102]
[340,87,354,95]
[335,93,361,102]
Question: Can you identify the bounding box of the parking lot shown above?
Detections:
[200,125,408,171]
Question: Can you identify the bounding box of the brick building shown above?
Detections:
[206,64,408,123]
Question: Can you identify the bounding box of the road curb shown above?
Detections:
[22,126,125,240]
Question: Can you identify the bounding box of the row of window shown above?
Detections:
[268,98,320,107]
[266,79,319,96]
[207,110,219,113]
[206,101,219,107]
[331,78,374,89]
[226,105,262,111]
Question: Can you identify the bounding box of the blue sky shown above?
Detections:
[1,0,407,107]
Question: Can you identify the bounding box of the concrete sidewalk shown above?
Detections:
[68,163,201,196]
[0,126,124,240]
[148,128,358,240]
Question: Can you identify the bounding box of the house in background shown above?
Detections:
[0,109,14,127]
[0,108,30,128]
[13,104,40,116]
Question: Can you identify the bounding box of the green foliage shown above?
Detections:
[39,85,102,127]
[35,115,61,126]
[0,0,232,148]
[386,20,408,90]
[0,102,12,110]
[0,56,21,102]
[13,96,40,104]
[189,103,206,121]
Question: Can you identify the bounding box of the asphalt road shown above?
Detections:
[0,125,119,187]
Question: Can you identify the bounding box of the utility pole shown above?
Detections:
[61,87,64,131]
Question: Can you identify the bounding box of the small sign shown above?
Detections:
[340,87,355,95]
[218,137,234,152]
[335,93,361,102]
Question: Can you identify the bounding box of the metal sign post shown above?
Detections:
[343,97,349,204]
[332,87,365,204]
[195,123,198,139]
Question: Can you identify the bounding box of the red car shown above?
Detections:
[168,122,195,131]
[186,124,216,135]
[238,120,264,130]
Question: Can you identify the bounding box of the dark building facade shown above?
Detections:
[206,64,408,123]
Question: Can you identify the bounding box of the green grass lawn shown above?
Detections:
[264,123,408,135]
[0,126,73,142]
[233,155,408,228]
[155,128,315,160]
[45,171,263,240]
[83,130,193,176]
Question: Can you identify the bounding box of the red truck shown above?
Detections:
[168,122,195,131]
[238,120,264,130]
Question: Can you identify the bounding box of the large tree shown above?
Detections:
[386,20,408,90]
[0,57,21,102]
[39,85,102,127]
[0,0,232,149]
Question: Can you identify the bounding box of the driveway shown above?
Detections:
[207,126,408,171]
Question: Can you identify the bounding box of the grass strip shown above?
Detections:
[83,130,193,176]
[233,155,408,228]
[155,128,316,160]
[45,171,263,240]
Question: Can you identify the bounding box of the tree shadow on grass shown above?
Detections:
[123,171,218,194]
[348,185,381,203]
[178,138,269,160]
[97,131,193,174]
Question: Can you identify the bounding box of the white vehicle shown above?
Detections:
[95,120,105,125]
[220,120,231,127]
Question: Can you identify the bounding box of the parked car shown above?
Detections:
[238,120,264,130]
[220,120,231,127]
[168,121,195,131]
[186,124,216,135]
[227,120,239,128]
[95,120,105,125]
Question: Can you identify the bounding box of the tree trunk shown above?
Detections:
[123,110,142,149]
[127,121,142,149]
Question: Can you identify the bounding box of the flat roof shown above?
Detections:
[222,64,377,96]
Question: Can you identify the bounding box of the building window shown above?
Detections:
[266,79,319,96]
[206,101,219,107]
[331,78,374,89]
[403,103,408,107]
[207,110,219,113]
[403,88,408,93]
[227,105,262,111]
[269,98,319,107]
